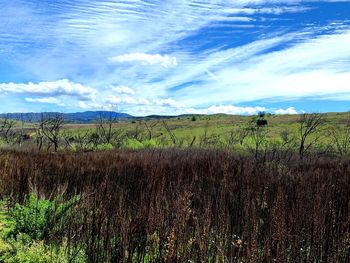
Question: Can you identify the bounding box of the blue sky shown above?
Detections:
[0,0,350,116]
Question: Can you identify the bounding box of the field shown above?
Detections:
[0,112,349,262]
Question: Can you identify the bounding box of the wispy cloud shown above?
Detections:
[109,53,178,68]
[186,105,267,115]
[0,79,97,101]
[111,86,135,95]
[25,97,62,105]
[0,0,350,114]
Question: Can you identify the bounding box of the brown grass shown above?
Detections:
[0,149,349,262]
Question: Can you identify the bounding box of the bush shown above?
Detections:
[122,138,144,150]
[142,139,158,149]
[0,196,84,262]
[95,143,114,151]
[9,194,80,241]
[0,237,86,263]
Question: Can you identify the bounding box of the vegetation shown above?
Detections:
[0,112,349,261]
[1,112,349,157]
[0,148,349,262]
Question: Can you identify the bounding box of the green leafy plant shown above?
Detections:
[142,139,158,149]
[9,194,80,241]
[122,138,144,150]
[95,143,114,151]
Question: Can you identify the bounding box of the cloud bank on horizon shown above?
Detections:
[0,0,349,116]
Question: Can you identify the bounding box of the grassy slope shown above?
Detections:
[63,112,349,146]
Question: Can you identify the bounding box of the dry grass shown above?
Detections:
[0,149,349,262]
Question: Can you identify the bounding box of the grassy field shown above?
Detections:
[0,112,349,262]
[65,112,350,139]
[1,112,349,157]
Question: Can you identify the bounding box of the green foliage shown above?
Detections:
[142,139,158,149]
[191,116,197,121]
[122,138,144,150]
[0,197,85,263]
[0,236,86,263]
[122,138,158,150]
[95,143,114,151]
[9,194,80,241]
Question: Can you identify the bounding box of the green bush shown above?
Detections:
[95,143,114,151]
[122,138,144,150]
[0,236,86,263]
[142,139,158,149]
[0,196,84,262]
[122,138,158,150]
[9,194,80,241]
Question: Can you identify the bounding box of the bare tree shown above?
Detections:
[162,120,177,145]
[250,122,269,160]
[16,113,28,146]
[199,121,209,147]
[0,115,16,144]
[329,115,350,156]
[144,120,160,140]
[35,113,45,151]
[95,112,124,146]
[298,113,324,159]
[227,126,251,146]
[74,129,93,151]
[40,113,65,152]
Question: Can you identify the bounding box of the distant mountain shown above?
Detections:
[0,111,132,123]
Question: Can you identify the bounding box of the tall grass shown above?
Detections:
[0,149,349,262]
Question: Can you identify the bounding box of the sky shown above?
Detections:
[0,0,350,116]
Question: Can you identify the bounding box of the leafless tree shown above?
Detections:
[144,120,160,140]
[199,121,209,147]
[35,114,45,151]
[0,115,16,144]
[95,112,124,146]
[40,113,65,152]
[298,113,324,159]
[16,113,28,146]
[329,115,350,156]
[75,130,93,150]
[162,120,177,145]
[227,125,251,146]
[250,122,269,160]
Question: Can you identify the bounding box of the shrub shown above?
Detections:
[95,143,114,151]
[0,237,86,263]
[9,194,80,241]
[142,139,158,149]
[122,138,144,150]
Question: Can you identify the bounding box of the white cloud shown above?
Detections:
[78,101,89,109]
[109,53,178,68]
[138,98,150,105]
[106,95,150,106]
[111,86,135,95]
[274,107,298,115]
[25,97,61,104]
[186,105,267,115]
[168,30,350,106]
[0,79,97,100]
[154,98,183,108]
[1,0,350,114]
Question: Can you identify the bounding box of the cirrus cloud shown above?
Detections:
[109,53,178,68]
